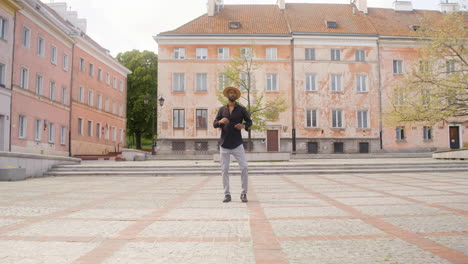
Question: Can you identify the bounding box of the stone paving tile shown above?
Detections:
[259,199,331,207]
[352,204,452,216]
[6,219,134,237]
[0,206,62,217]
[280,239,451,264]
[439,203,468,212]
[270,219,385,237]
[0,219,22,228]
[178,200,247,208]
[64,209,154,219]
[0,241,99,264]
[162,208,249,220]
[316,191,384,197]
[95,199,170,209]
[407,195,468,203]
[14,199,90,208]
[334,197,414,205]
[385,190,453,196]
[102,242,256,264]
[264,206,350,218]
[139,220,250,238]
[426,235,468,255]
[382,215,468,234]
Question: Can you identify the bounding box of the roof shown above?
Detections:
[158,3,450,38]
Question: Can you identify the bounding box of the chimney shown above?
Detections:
[393,1,413,12]
[46,2,87,33]
[207,0,224,16]
[354,0,368,14]
[440,1,459,13]
[277,0,285,10]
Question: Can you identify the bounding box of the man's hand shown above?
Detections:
[218,117,230,125]
[234,123,245,130]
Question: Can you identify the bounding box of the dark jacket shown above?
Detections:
[213,103,252,149]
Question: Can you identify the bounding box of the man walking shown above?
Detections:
[214,86,252,203]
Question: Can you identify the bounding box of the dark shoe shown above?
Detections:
[240,194,248,203]
[223,195,231,203]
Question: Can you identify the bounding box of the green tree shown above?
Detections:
[218,47,288,150]
[116,50,158,149]
[385,12,467,125]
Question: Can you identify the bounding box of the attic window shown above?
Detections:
[326,21,337,28]
[229,22,241,29]
[409,25,420,31]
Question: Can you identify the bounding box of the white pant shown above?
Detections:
[220,145,248,195]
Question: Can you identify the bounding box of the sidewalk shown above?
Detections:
[0,170,467,263]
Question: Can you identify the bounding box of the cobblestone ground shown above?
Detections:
[0,172,467,264]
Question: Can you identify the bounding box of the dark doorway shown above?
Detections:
[359,142,369,153]
[267,130,279,152]
[449,126,460,149]
[307,142,318,154]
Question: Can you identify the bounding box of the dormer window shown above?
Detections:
[326,20,337,28]
[409,25,420,31]
[229,21,241,29]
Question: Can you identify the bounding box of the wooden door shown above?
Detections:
[267,130,279,152]
[449,126,460,149]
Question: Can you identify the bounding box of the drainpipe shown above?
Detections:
[290,38,296,153]
[377,39,383,150]
[9,9,18,152]
[68,44,75,157]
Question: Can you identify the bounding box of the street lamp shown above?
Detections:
[144,96,156,155]
[159,96,165,107]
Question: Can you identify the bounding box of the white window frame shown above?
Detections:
[78,87,84,103]
[196,48,208,60]
[266,73,278,92]
[331,48,341,61]
[0,17,7,40]
[61,87,67,105]
[331,74,342,92]
[218,73,229,91]
[119,80,124,92]
[22,26,30,48]
[79,58,85,72]
[174,48,185,59]
[119,104,123,117]
[0,62,6,87]
[218,47,229,59]
[51,45,57,64]
[332,109,344,128]
[48,122,55,143]
[60,126,66,145]
[49,81,56,100]
[241,47,253,59]
[112,102,117,114]
[119,128,124,143]
[106,72,110,85]
[112,77,117,89]
[98,69,102,81]
[423,126,432,141]
[305,48,315,61]
[195,109,208,129]
[396,126,405,140]
[266,48,277,60]
[88,90,94,106]
[63,54,68,71]
[96,122,101,139]
[112,126,116,141]
[355,49,365,62]
[306,109,318,128]
[393,60,403,75]
[89,63,94,77]
[36,74,44,95]
[195,73,208,92]
[37,37,45,57]
[20,67,29,89]
[105,98,110,112]
[19,115,27,139]
[357,110,369,129]
[77,118,83,136]
[97,94,102,110]
[173,109,185,129]
[446,60,455,74]
[35,119,42,141]
[173,73,185,92]
[87,120,93,137]
[305,74,317,92]
[356,74,367,92]
[104,126,109,140]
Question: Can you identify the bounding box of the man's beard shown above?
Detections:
[228,97,236,102]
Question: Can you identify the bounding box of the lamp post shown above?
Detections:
[157,96,165,153]
[144,97,155,155]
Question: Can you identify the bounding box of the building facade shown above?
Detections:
[155,0,466,155]
[0,0,21,152]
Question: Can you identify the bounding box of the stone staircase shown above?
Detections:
[44,160,468,177]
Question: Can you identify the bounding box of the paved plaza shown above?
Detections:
[0,165,467,263]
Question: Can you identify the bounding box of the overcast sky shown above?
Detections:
[49,0,465,56]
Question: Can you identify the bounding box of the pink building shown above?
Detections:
[11,0,74,156]
[0,0,21,152]
[155,0,466,155]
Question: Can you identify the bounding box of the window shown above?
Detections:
[446,60,455,74]
[49,81,56,100]
[37,37,45,56]
[96,123,101,139]
[119,129,124,143]
[113,77,117,89]
[35,119,42,141]
[266,73,278,92]
[87,120,93,137]
[61,87,67,105]
[356,75,367,92]
[119,104,123,116]
[48,123,55,143]
[119,80,124,92]
[239,72,248,91]
[266,48,277,60]
[112,102,117,114]
[78,87,84,103]
[0,18,6,40]
[218,48,229,59]
[20,67,29,89]
[172,142,186,151]
[0,63,5,87]
[393,60,403,75]
[333,142,344,153]
[22,26,30,48]
[173,73,185,92]
[105,98,110,112]
[196,48,207,60]
[423,126,432,141]
[357,110,368,129]
[332,110,344,128]
[396,126,405,140]
[196,109,208,129]
[88,90,93,106]
[419,60,429,73]
[112,127,116,141]
[60,126,66,145]
[241,47,253,59]
[327,21,337,28]
[89,63,94,77]
[195,73,208,92]
[305,48,315,61]
[306,109,318,128]
[79,58,85,72]
[331,74,342,92]
[105,127,109,140]
[106,72,110,84]
[51,46,57,64]
[63,54,68,71]
[98,69,102,81]
[36,75,43,95]
[77,118,83,136]
[218,73,229,90]
[195,141,208,151]
[173,109,185,128]
[174,48,185,59]
[19,115,27,138]
[331,48,341,61]
[60,126,67,145]
[355,49,365,62]
[305,74,316,92]
[97,95,102,109]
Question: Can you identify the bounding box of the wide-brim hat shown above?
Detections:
[223,86,241,100]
